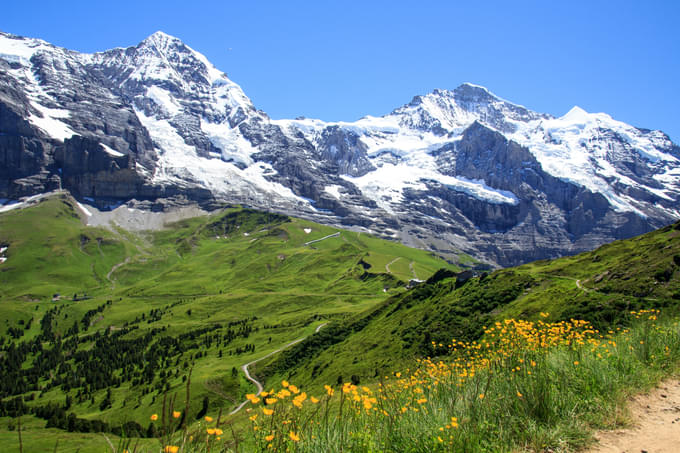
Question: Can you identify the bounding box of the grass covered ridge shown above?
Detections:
[264,221,680,390]
[0,194,461,452]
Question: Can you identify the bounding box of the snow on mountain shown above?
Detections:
[1,30,679,267]
[505,105,679,215]
[282,83,679,219]
[0,33,79,141]
[86,31,310,209]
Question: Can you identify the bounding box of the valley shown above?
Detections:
[0,10,678,453]
[0,193,678,452]
[0,193,462,451]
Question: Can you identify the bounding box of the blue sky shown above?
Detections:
[3,1,679,141]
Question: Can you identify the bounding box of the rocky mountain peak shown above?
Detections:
[134,31,209,78]
[451,82,497,102]
[388,83,546,136]
[140,31,182,50]
[1,31,678,269]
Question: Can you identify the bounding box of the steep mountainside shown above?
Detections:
[1,31,678,266]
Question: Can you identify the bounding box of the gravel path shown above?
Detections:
[304,232,340,246]
[586,379,680,453]
[229,322,328,415]
[385,257,401,273]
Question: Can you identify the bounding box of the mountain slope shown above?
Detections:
[262,220,680,389]
[0,193,461,449]
[1,31,678,266]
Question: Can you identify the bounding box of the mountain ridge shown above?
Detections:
[1,30,678,267]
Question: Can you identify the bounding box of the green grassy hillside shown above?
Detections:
[263,221,680,390]
[0,194,462,452]
[1,194,678,452]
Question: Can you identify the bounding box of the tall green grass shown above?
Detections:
[150,310,679,453]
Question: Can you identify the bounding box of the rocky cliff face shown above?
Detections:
[1,31,678,267]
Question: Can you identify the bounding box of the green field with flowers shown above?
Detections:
[0,194,678,452]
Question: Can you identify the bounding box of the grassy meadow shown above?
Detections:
[0,194,461,452]
[0,194,678,452]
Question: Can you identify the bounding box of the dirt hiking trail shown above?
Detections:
[586,379,680,453]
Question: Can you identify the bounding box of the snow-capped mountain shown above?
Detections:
[1,31,678,266]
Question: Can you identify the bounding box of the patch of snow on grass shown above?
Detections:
[76,202,93,217]
[0,201,24,213]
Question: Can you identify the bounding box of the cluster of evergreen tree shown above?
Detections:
[0,305,260,435]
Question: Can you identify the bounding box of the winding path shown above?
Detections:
[575,279,592,293]
[106,257,132,288]
[304,232,340,246]
[229,322,328,415]
[385,257,401,274]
